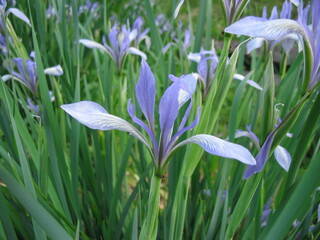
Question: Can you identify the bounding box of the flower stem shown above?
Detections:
[139,171,162,240]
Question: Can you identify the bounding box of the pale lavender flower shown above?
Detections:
[188,48,262,96]
[131,17,150,48]
[61,60,256,170]
[0,33,8,54]
[3,54,63,95]
[80,24,146,71]
[78,0,99,16]
[234,124,292,179]
[245,1,296,54]
[0,0,30,28]
[225,0,320,89]
[261,198,272,227]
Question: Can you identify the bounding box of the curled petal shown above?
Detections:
[246,38,265,54]
[79,39,108,52]
[187,52,201,63]
[225,17,305,40]
[128,47,147,60]
[173,134,256,165]
[274,145,291,171]
[44,65,63,76]
[7,8,31,26]
[61,101,150,148]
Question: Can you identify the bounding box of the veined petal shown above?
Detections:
[173,134,256,165]
[79,39,108,52]
[234,129,260,149]
[274,145,291,171]
[174,0,184,19]
[290,0,299,7]
[177,74,198,107]
[187,52,201,63]
[44,65,63,76]
[7,8,31,26]
[225,17,305,40]
[128,47,147,60]
[61,101,150,147]
[136,59,155,129]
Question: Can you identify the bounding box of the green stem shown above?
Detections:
[139,171,162,240]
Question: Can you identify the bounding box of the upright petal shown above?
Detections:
[136,59,155,129]
[274,145,291,171]
[61,101,150,148]
[173,134,256,165]
[225,17,305,40]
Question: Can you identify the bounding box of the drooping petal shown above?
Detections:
[7,8,31,26]
[274,145,291,171]
[44,65,64,76]
[177,74,198,107]
[225,17,305,40]
[136,59,155,129]
[234,129,260,149]
[79,39,108,52]
[246,38,265,54]
[233,73,263,91]
[128,47,147,60]
[174,0,184,19]
[173,134,256,165]
[61,101,150,147]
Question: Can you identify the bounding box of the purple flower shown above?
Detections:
[61,60,256,171]
[245,1,297,54]
[225,0,320,89]
[234,124,292,179]
[80,24,146,72]
[188,49,262,96]
[3,53,63,95]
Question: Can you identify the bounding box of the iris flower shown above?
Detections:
[245,1,297,54]
[3,54,63,95]
[234,124,291,179]
[188,48,262,96]
[79,24,146,72]
[219,0,250,25]
[61,60,256,172]
[225,0,320,89]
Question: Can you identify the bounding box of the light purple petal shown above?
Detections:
[225,17,305,40]
[61,101,149,147]
[246,38,265,54]
[79,39,107,52]
[274,145,291,171]
[44,65,63,76]
[197,57,208,85]
[187,52,201,63]
[290,0,299,7]
[108,25,119,54]
[173,134,256,165]
[128,47,147,60]
[233,73,263,91]
[244,131,276,179]
[26,59,37,94]
[177,74,198,107]
[234,130,260,149]
[136,59,155,129]
[127,99,158,157]
[269,6,278,20]
[7,8,31,26]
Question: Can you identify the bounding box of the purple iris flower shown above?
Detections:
[0,0,30,29]
[246,1,297,54]
[61,60,256,171]
[225,0,320,89]
[234,124,291,179]
[3,55,63,95]
[188,48,262,96]
[0,33,8,54]
[80,24,146,72]
[131,17,150,49]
